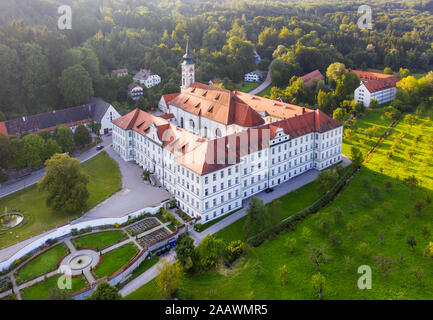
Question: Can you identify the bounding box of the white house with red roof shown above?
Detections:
[111,69,129,77]
[111,44,344,222]
[348,69,400,107]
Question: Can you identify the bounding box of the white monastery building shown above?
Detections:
[112,45,344,222]
[349,69,400,107]
[133,69,162,88]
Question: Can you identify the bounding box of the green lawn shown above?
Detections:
[236,81,258,93]
[120,256,159,289]
[15,244,68,285]
[215,181,320,242]
[93,243,139,279]
[127,109,433,300]
[71,230,127,251]
[257,85,273,97]
[0,152,122,249]
[342,107,394,159]
[21,274,87,300]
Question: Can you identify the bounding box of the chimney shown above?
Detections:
[302,107,305,114]
[22,116,26,122]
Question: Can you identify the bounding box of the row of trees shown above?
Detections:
[0,124,93,178]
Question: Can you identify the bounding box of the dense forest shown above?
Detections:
[0,0,433,120]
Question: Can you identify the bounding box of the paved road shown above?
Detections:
[119,155,352,297]
[120,251,176,297]
[0,136,113,199]
[248,63,272,95]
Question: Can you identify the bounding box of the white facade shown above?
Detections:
[112,116,343,222]
[244,71,264,82]
[129,85,144,100]
[111,43,343,223]
[354,83,397,107]
[100,104,122,135]
[133,69,161,88]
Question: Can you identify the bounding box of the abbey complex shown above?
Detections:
[112,44,344,221]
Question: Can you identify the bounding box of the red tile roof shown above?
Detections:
[113,91,342,176]
[362,77,400,93]
[160,113,175,120]
[128,82,142,91]
[0,122,8,136]
[346,69,395,81]
[162,93,181,104]
[112,69,129,74]
[168,83,311,127]
[301,70,324,86]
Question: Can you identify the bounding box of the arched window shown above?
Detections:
[203,126,208,138]
[215,128,222,138]
[189,119,195,129]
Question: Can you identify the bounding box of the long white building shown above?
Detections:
[112,46,344,222]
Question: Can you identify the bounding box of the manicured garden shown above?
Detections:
[127,109,433,300]
[15,244,69,285]
[0,152,122,249]
[93,243,139,279]
[126,218,160,236]
[71,230,127,251]
[20,274,87,300]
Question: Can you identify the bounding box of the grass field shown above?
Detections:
[15,244,68,285]
[257,85,273,97]
[120,256,159,289]
[71,230,127,251]
[214,182,320,242]
[0,152,122,249]
[342,107,394,159]
[21,275,87,300]
[235,81,258,92]
[126,108,433,300]
[93,243,138,279]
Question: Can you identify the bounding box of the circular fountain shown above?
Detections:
[59,249,100,276]
[0,212,24,231]
[69,254,93,270]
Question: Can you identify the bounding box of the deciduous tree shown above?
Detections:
[38,153,89,214]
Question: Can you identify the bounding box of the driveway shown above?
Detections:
[76,146,171,221]
[0,136,113,199]
[248,63,272,95]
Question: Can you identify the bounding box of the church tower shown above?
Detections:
[181,39,195,93]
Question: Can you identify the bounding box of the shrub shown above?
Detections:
[224,240,245,264]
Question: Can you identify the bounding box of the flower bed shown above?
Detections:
[126,218,160,236]
[137,228,171,247]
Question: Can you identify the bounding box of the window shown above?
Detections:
[215,128,222,138]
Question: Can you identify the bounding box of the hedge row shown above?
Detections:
[248,165,359,247]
